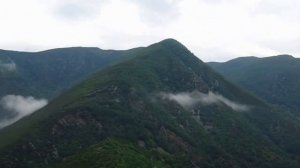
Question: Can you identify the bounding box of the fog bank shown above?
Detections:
[0,95,48,128]
[0,60,17,72]
[160,91,249,112]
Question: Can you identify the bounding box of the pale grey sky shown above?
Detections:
[1,0,300,61]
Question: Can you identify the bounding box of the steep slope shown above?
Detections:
[0,47,142,126]
[1,39,300,168]
[56,139,170,168]
[208,55,300,115]
[0,47,141,99]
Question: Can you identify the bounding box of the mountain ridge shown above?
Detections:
[208,54,300,116]
[1,39,300,167]
[0,45,146,127]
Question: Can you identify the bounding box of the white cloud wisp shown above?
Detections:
[160,91,249,112]
[0,95,48,128]
[0,60,17,72]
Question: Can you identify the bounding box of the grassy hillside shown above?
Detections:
[1,40,300,168]
[0,47,142,99]
[56,139,170,168]
[208,55,300,115]
[0,47,142,121]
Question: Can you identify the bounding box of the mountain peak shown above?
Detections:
[158,38,181,44]
[1,39,300,168]
[146,38,197,63]
[153,38,186,50]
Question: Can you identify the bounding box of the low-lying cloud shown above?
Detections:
[160,91,249,112]
[0,60,17,72]
[0,95,48,128]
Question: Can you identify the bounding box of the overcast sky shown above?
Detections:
[1,0,300,61]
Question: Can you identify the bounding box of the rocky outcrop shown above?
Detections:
[51,111,102,136]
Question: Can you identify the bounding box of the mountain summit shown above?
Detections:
[1,40,300,168]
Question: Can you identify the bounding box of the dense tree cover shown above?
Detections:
[208,55,300,115]
[56,139,170,168]
[0,47,142,119]
[1,39,300,167]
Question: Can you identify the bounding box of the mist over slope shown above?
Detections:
[0,47,142,127]
[0,95,47,128]
[0,59,16,72]
[0,47,140,99]
[160,91,249,111]
[1,39,300,168]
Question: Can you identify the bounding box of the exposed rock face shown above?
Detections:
[159,126,190,153]
[52,111,103,136]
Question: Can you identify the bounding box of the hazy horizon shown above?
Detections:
[0,39,295,63]
[1,0,300,62]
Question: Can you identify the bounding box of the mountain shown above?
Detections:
[1,39,300,168]
[0,47,142,127]
[208,55,300,115]
[0,47,143,99]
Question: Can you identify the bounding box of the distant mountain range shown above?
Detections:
[0,47,145,99]
[0,47,143,127]
[208,55,300,116]
[1,39,300,167]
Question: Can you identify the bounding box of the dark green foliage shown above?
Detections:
[56,139,170,168]
[0,47,142,119]
[0,47,143,99]
[208,55,300,115]
[1,40,300,168]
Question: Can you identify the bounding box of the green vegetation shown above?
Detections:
[1,39,300,167]
[56,139,169,168]
[208,55,300,115]
[0,47,142,119]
